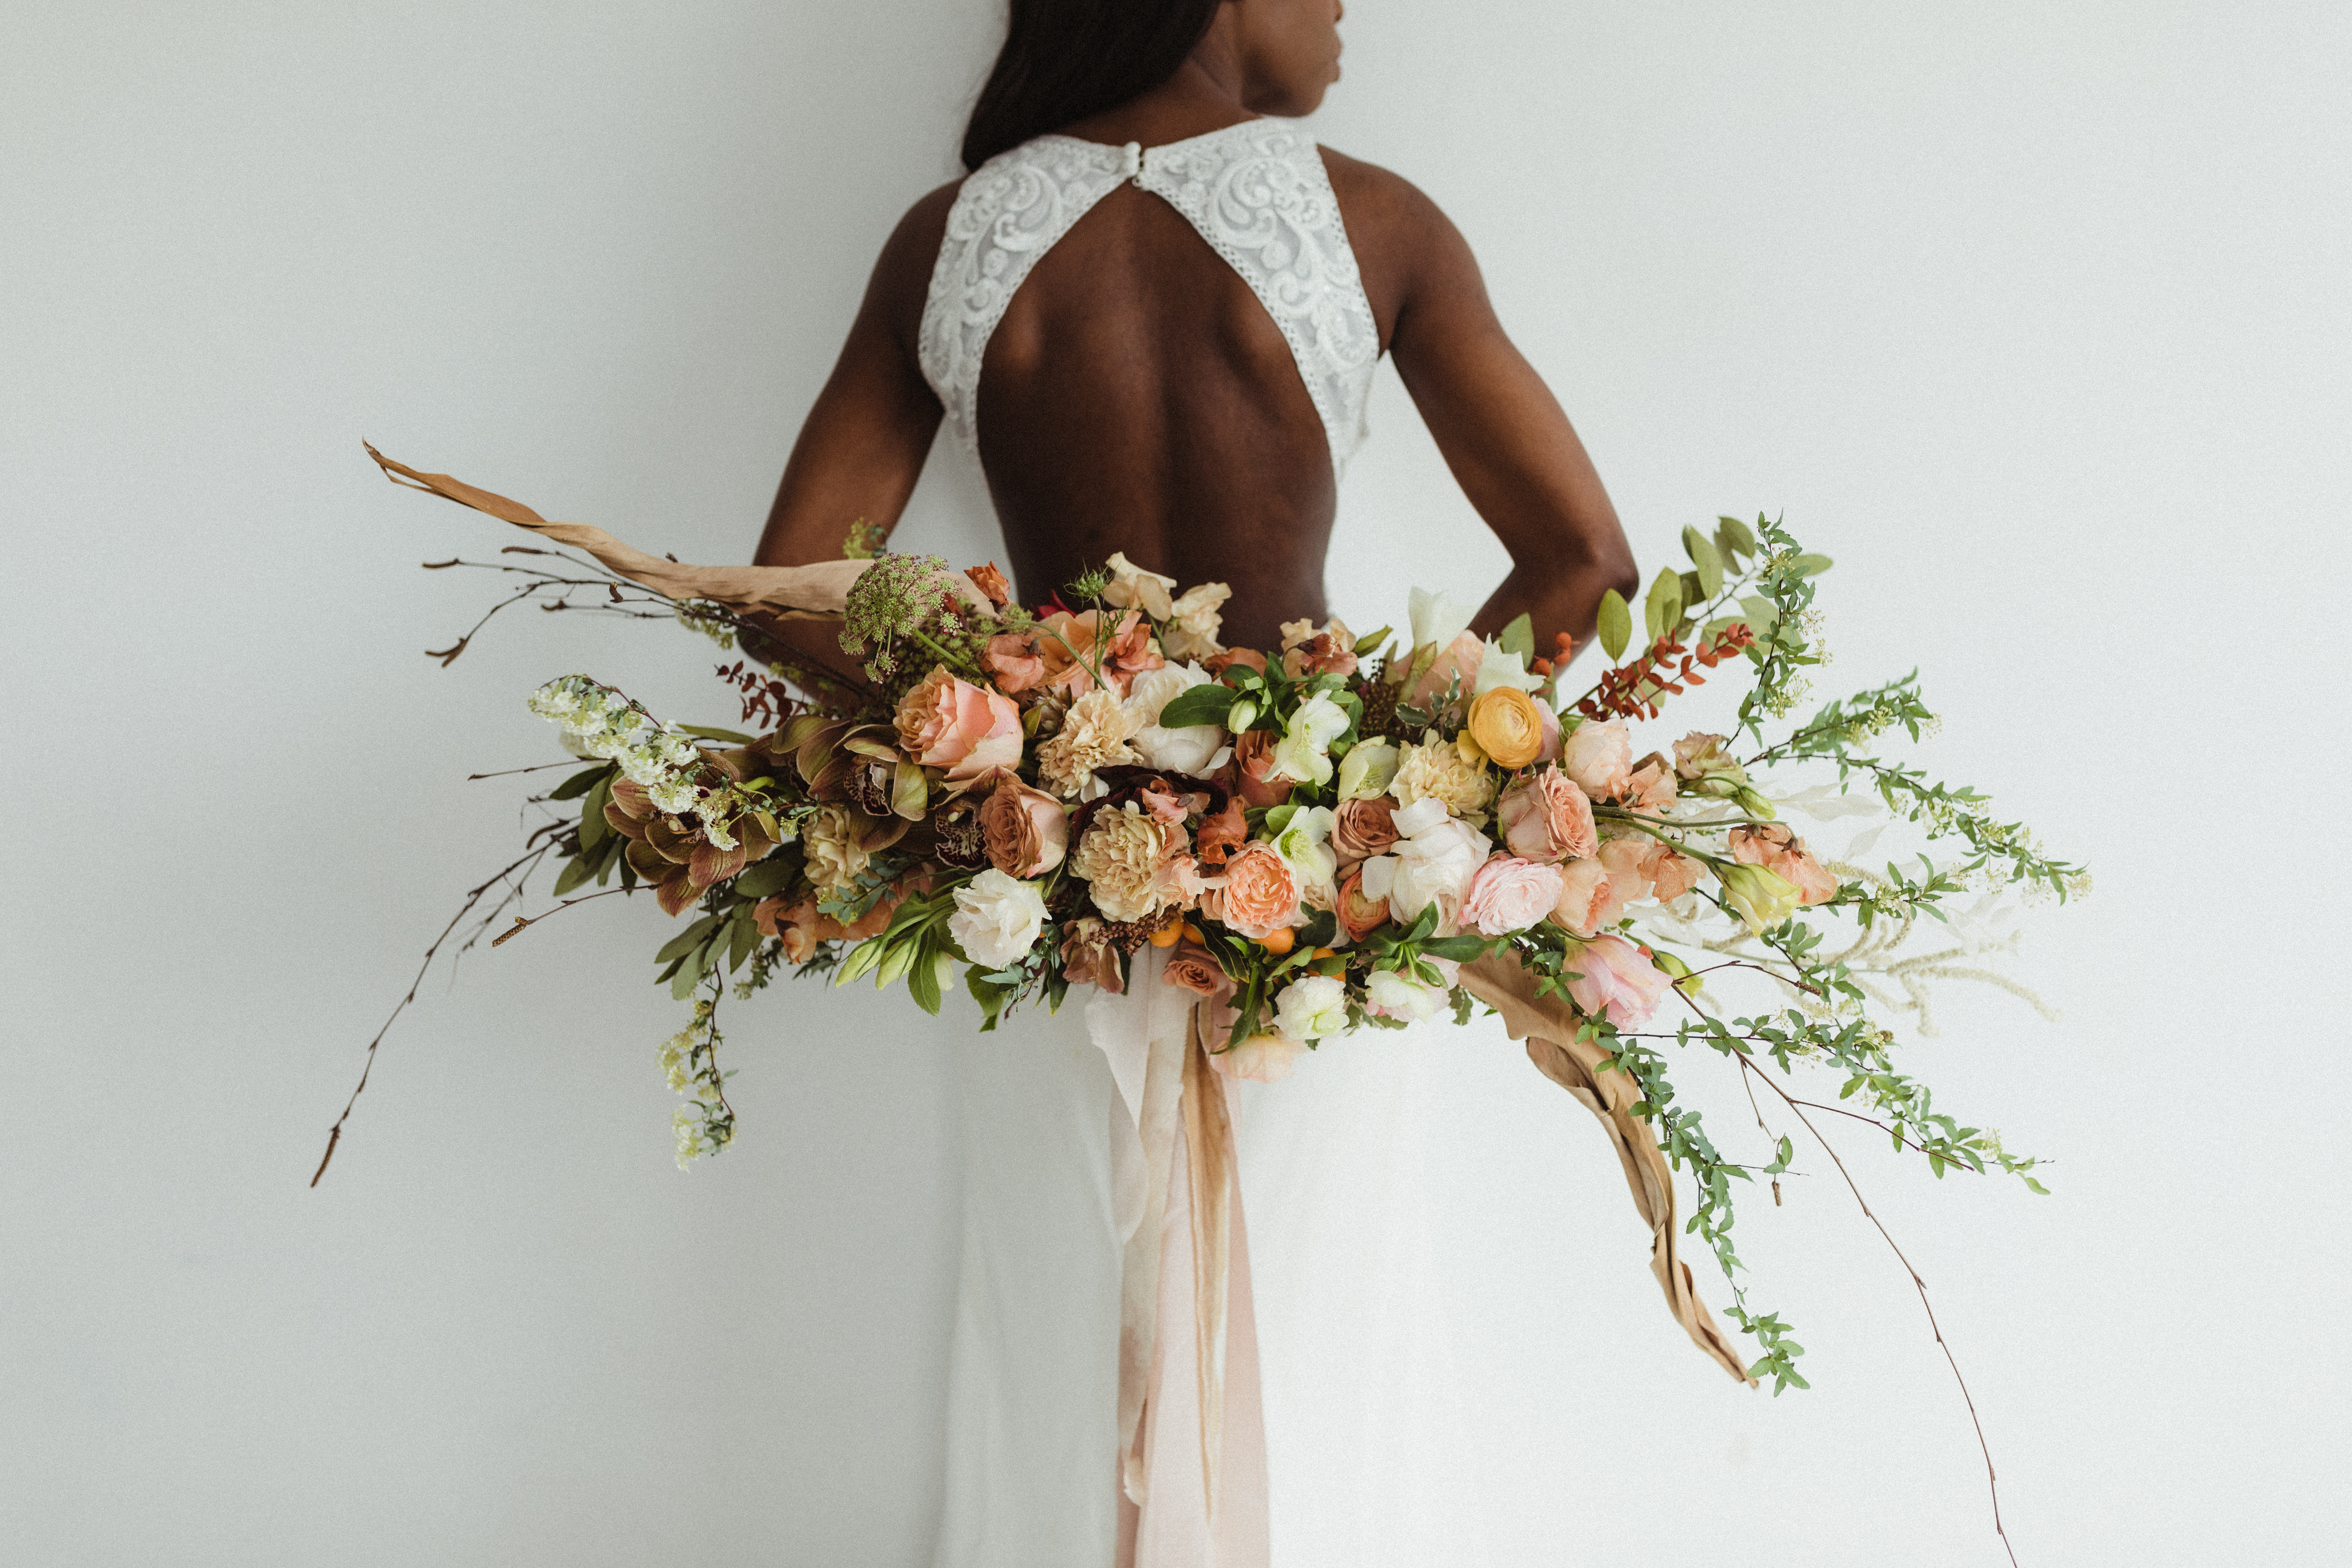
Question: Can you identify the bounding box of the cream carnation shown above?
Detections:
[1390,736,1497,825]
[1037,689,1141,798]
[800,804,869,891]
[1070,804,1173,923]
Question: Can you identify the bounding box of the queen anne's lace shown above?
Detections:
[917,120,1380,480]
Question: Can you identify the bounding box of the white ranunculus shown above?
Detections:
[1126,662,1224,775]
[948,869,1049,968]
[1336,740,1400,801]
[1365,968,1447,1022]
[1273,973,1350,1041]
[1472,637,1546,696]
[1386,816,1492,933]
[1267,693,1352,784]
[1407,587,1474,656]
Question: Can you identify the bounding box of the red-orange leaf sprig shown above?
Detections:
[1577,622,1756,721]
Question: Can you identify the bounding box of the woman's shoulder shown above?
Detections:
[1316,146,1457,246]
[1314,147,1475,340]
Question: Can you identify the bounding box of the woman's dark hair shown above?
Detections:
[962,0,1223,170]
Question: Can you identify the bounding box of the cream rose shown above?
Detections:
[948,868,1048,968]
[1365,968,1447,1023]
[1561,718,1634,799]
[1125,662,1225,775]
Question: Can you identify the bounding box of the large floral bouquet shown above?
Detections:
[326,449,2081,1496]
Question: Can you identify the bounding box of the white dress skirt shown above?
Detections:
[931,947,1493,1568]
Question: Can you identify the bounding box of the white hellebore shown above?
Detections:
[1360,796,1491,934]
[1125,662,1226,776]
[1365,968,1448,1023]
[1273,973,1351,1042]
[948,869,1049,969]
[1472,637,1547,696]
[1267,692,1352,785]
[1406,586,1474,657]
[1336,740,1400,801]
[1269,805,1339,901]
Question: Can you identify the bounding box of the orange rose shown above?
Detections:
[1212,843,1301,940]
[1336,866,1391,942]
[1466,687,1546,770]
[1232,731,1292,808]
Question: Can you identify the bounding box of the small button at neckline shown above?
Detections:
[1119,141,1143,178]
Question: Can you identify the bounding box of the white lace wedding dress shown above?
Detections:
[914,120,1491,1568]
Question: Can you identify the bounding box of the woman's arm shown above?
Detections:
[1331,155,1640,662]
[748,183,958,684]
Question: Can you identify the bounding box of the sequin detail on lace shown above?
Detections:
[917,121,1380,479]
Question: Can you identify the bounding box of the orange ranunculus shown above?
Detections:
[1466,686,1547,770]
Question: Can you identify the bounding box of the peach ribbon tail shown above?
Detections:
[363,444,986,620]
[1116,1004,1269,1568]
[1458,953,1758,1386]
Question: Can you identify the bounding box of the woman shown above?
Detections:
[753,2,1638,1563]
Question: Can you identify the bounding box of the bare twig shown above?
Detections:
[488,886,636,947]
[1738,1054,2020,1567]
[310,843,555,1187]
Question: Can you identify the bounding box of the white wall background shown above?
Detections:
[4,2,2345,1563]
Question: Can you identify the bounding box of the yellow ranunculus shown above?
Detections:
[1466,686,1546,770]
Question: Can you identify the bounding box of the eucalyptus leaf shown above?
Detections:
[1596,589,1632,661]
[1791,553,1834,578]
[733,859,795,899]
[578,776,612,853]
[1715,515,1757,560]
[1681,527,1726,597]
[727,906,760,972]
[552,854,595,897]
[1643,567,1683,644]
[1498,612,1534,662]
[1738,595,1779,632]
[678,724,756,744]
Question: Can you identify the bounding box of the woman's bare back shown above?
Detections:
[755,72,1634,684]
[977,175,1339,648]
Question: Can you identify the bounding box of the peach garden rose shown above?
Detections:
[895,667,1023,781]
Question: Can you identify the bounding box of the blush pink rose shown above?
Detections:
[1550,858,1613,937]
[1563,934,1672,1028]
[1460,855,1567,936]
[1730,823,1839,906]
[1210,843,1301,939]
[1561,718,1634,800]
[1497,765,1599,863]
[1409,630,1487,706]
[1211,1031,1304,1084]
[896,667,1023,781]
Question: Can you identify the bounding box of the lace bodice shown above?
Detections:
[917,119,1380,481]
